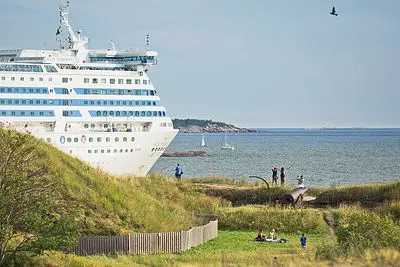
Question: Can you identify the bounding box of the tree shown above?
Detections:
[0,129,78,266]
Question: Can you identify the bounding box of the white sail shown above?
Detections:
[200,133,206,147]
[221,133,234,150]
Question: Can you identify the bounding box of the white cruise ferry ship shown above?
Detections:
[0,3,178,176]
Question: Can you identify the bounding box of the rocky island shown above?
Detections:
[172,119,261,133]
[162,151,209,157]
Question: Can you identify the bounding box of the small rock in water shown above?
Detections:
[162,151,209,157]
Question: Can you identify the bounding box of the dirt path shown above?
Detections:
[323,211,335,235]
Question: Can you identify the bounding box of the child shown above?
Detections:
[300,233,307,248]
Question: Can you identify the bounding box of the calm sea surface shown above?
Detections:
[150,129,400,186]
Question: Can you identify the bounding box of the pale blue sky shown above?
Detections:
[1,0,399,128]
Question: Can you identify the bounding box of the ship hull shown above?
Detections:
[34,129,178,176]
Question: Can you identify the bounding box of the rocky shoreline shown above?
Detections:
[176,125,261,133]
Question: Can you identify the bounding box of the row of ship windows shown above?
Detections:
[89,149,135,154]
[0,98,158,106]
[0,87,156,96]
[84,123,127,129]
[89,56,155,63]
[78,88,156,95]
[0,64,46,73]
[1,76,54,82]
[91,110,166,117]
[0,111,54,116]
[88,147,165,154]
[82,78,150,85]
[0,76,150,85]
[63,136,136,143]
[0,87,48,94]
[82,123,171,129]
[84,100,156,106]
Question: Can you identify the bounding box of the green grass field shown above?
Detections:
[39,229,400,266]
[39,230,332,266]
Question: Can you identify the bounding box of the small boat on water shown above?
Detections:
[200,133,207,147]
[221,133,234,150]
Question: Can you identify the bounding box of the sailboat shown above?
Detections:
[200,133,207,147]
[221,133,235,150]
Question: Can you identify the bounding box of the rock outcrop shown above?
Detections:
[177,125,259,133]
[162,151,209,157]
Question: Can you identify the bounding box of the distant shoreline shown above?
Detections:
[172,118,399,133]
[247,127,400,131]
[304,127,400,130]
[172,119,262,133]
[175,127,400,133]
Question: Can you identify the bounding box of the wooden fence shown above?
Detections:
[67,215,218,255]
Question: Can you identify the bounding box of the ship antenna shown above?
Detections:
[110,40,116,51]
[146,34,150,51]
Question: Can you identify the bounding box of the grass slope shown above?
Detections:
[34,138,221,235]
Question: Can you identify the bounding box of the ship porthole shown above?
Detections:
[81,135,87,143]
[60,136,66,144]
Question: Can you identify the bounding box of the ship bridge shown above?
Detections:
[88,50,157,66]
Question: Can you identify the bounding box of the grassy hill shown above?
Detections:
[6,129,220,236]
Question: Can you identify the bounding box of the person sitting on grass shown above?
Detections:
[255,229,266,241]
[268,229,276,240]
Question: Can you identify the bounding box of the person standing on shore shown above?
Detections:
[300,233,307,248]
[271,166,278,185]
[279,167,286,186]
[175,164,183,179]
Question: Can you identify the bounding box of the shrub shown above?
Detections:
[315,238,344,261]
[217,205,326,233]
[0,129,79,266]
[194,184,294,206]
[316,181,400,203]
[378,201,400,222]
[335,209,400,254]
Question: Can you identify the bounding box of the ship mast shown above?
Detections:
[59,2,78,49]
[59,1,88,52]
[58,1,88,64]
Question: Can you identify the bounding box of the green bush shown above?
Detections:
[194,184,294,206]
[316,181,400,203]
[335,208,400,254]
[315,238,344,261]
[0,129,80,266]
[378,202,400,222]
[217,205,326,233]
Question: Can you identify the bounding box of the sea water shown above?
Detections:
[150,129,400,186]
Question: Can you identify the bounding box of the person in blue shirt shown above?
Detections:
[175,164,183,179]
[300,233,307,248]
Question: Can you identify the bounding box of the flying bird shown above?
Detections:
[330,6,338,16]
